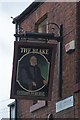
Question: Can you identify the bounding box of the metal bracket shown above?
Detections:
[14,23,63,98]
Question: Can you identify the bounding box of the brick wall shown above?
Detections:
[75,2,80,118]
[16,2,79,118]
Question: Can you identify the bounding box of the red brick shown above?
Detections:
[13,2,80,118]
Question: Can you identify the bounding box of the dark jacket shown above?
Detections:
[18,64,44,90]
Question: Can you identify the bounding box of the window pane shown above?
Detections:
[38,18,48,33]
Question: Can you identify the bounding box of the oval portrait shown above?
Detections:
[16,52,50,92]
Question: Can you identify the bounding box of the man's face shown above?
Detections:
[30,56,37,66]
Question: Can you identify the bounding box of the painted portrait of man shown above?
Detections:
[16,53,49,92]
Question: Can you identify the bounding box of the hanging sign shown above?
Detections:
[10,41,57,100]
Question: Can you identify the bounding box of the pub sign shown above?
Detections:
[10,41,57,100]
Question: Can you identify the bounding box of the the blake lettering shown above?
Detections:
[20,48,49,54]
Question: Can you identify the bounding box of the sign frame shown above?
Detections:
[10,41,57,100]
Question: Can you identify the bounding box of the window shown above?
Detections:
[35,14,48,33]
[37,18,48,33]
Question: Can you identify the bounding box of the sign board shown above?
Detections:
[56,96,74,113]
[65,40,75,53]
[10,41,57,100]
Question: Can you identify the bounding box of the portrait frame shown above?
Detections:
[10,41,57,100]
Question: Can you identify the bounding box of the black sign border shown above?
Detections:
[10,41,57,100]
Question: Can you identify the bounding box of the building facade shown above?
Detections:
[11,2,80,118]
